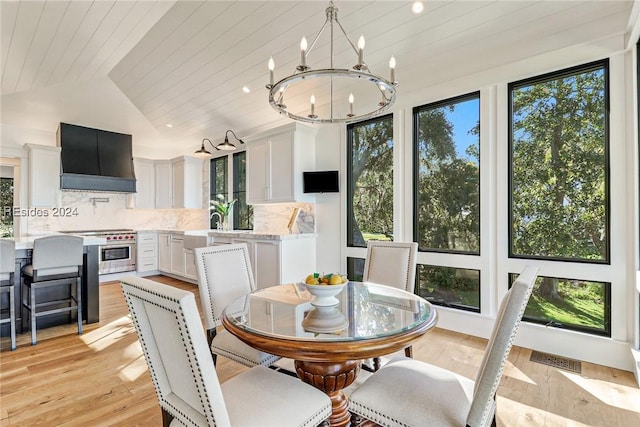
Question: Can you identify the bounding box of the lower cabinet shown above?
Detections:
[170,235,185,276]
[184,249,197,281]
[232,236,316,290]
[137,231,158,274]
[155,232,316,288]
[157,232,199,283]
[158,233,171,273]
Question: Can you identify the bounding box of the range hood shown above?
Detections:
[57,123,136,193]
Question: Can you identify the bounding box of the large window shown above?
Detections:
[509,273,610,336]
[209,156,227,229]
[508,60,610,336]
[413,93,480,254]
[347,114,394,247]
[233,152,252,230]
[509,60,609,263]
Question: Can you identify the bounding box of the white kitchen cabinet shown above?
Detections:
[184,249,197,281]
[170,234,186,276]
[246,123,317,205]
[182,234,210,281]
[132,158,155,209]
[254,240,280,289]
[155,161,172,209]
[137,231,158,274]
[231,236,316,290]
[172,156,203,208]
[25,144,60,207]
[158,232,171,273]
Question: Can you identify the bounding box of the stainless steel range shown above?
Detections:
[66,229,136,274]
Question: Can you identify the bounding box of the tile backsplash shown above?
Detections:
[25,191,208,233]
[252,203,315,234]
[23,190,315,235]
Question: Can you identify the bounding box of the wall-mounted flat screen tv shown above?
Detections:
[303,170,339,193]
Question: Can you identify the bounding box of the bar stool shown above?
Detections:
[0,239,17,351]
[21,235,83,345]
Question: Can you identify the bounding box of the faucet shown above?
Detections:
[210,212,222,230]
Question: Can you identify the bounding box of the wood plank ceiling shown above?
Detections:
[0,1,635,153]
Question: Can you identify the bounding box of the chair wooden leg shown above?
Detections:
[161,407,174,427]
[207,328,218,365]
[373,357,381,371]
[404,345,413,358]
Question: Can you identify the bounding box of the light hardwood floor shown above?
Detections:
[1,275,639,427]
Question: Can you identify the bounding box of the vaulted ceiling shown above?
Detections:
[1,1,637,157]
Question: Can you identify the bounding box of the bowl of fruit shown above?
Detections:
[303,273,348,307]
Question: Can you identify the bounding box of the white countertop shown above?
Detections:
[151,229,316,241]
[12,233,107,250]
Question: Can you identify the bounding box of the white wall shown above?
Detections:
[314,125,342,274]
[313,33,638,371]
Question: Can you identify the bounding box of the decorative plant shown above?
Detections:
[209,194,237,220]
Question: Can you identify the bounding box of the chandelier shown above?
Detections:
[266,1,397,124]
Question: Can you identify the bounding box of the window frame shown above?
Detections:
[232,151,252,231]
[507,59,611,264]
[508,272,612,337]
[209,155,228,229]
[346,113,394,248]
[412,91,481,256]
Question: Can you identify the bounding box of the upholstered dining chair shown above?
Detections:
[0,239,17,350]
[194,243,281,368]
[363,240,418,370]
[21,235,83,345]
[120,276,332,427]
[349,265,539,427]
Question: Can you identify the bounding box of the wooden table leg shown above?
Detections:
[295,360,361,427]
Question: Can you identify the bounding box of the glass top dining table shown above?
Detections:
[222,281,438,427]
[223,281,436,343]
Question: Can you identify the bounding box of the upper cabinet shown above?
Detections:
[154,160,172,209]
[171,156,203,209]
[132,158,155,209]
[26,144,60,207]
[132,157,203,209]
[246,123,317,205]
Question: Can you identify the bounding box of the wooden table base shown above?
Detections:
[295,360,361,427]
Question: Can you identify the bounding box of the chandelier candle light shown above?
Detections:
[266,1,398,124]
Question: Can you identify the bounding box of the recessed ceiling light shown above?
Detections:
[166,124,173,128]
[242,86,250,93]
[412,1,424,14]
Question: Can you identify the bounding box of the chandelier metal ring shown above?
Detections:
[268,68,396,124]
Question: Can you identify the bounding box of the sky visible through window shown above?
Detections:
[446,100,479,164]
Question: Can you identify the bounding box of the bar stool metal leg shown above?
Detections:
[0,284,16,351]
[30,284,37,345]
[9,285,16,350]
[76,277,82,335]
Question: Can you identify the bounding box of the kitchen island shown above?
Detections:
[3,234,105,335]
[150,229,317,289]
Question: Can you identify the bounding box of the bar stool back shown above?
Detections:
[0,239,16,350]
[21,235,83,345]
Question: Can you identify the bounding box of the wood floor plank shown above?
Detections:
[1,276,639,426]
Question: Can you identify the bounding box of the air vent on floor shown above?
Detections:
[530,351,582,373]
